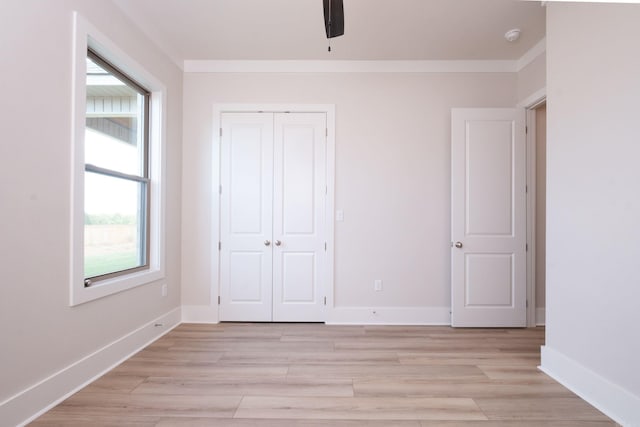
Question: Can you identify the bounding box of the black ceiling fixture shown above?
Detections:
[323,0,344,52]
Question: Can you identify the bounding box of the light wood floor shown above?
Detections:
[31,323,615,426]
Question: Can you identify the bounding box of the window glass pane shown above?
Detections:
[85,57,145,176]
[84,171,147,278]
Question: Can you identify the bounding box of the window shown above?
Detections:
[84,49,150,286]
[71,12,166,306]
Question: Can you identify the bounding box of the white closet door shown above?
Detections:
[219,111,327,322]
[272,113,326,322]
[451,108,527,327]
[219,113,274,321]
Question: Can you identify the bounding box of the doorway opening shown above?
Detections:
[526,100,547,327]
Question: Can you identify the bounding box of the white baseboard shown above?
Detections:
[540,345,640,426]
[326,306,451,325]
[536,307,545,326]
[1,307,182,427]
[182,304,219,323]
[182,304,450,325]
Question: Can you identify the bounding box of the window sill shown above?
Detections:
[70,268,164,306]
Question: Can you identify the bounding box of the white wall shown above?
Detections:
[542,3,640,425]
[0,1,182,424]
[182,71,517,323]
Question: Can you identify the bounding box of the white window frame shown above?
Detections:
[70,12,166,306]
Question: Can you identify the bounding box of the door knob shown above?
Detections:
[454,241,463,249]
[274,240,282,246]
[264,240,271,246]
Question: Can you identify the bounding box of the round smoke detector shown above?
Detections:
[504,28,521,42]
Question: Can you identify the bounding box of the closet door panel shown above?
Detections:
[273,113,326,322]
[219,113,273,321]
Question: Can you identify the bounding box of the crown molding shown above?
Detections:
[516,38,546,72]
[183,37,547,74]
[183,59,518,73]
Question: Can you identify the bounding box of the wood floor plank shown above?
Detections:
[474,397,612,421]
[398,351,539,366]
[132,376,354,397]
[234,396,487,421]
[166,340,335,353]
[111,361,288,378]
[286,363,487,381]
[353,378,575,398]
[129,348,224,363]
[28,414,160,426]
[46,392,242,418]
[218,350,400,366]
[333,338,539,353]
[215,352,291,365]
[280,324,367,337]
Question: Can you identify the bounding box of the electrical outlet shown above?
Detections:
[161,284,167,297]
[374,279,382,291]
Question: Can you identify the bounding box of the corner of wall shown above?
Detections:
[182,305,219,323]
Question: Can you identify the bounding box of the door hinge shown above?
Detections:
[324,242,327,251]
[218,242,222,250]
[526,185,528,193]
[526,299,529,308]
[525,126,528,134]
[526,243,529,252]
[219,185,222,195]
[326,128,328,137]
[218,295,221,305]
[325,185,328,195]
[220,128,223,137]
[324,296,327,305]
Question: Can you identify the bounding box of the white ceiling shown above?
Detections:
[113,0,546,65]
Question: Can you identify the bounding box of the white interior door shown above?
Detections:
[273,113,326,322]
[451,108,527,327]
[220,111,326,322]
[220,113,274,321]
